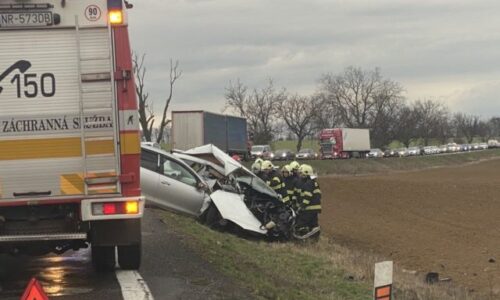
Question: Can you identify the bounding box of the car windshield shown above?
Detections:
[299,149,312,153]
[409,147,419,150]
[275,149,289,154]
[252,146,264,151]
[370,149,381,152]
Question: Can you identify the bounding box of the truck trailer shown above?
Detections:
[172,111,248,158]
[0,0,143,271]
[319,128,371,159]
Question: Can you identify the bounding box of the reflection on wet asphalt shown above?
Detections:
[0,248,122,300]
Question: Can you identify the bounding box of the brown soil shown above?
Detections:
[319,158,500,295]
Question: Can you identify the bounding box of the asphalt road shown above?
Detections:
[0,208,248,299]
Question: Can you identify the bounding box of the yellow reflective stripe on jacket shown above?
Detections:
[287,190,295,195]
[272,185,281,190]
[282,196,290,202]
[313,189,321,194]
[302,199,310,205]
[301,191,313,197]
[305,205,321,211]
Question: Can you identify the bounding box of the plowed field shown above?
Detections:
[319,159,500,294]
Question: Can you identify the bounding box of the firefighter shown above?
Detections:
[296,164,321,231]
[251,158,264,178]
[289,161,300,177]
[281,165,296,206]
[288,160,302,207]
[261,160,283,195]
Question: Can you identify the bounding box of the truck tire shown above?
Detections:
[118,243,142,270]
[92,245,116,272]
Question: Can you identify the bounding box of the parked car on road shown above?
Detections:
[423,146,437,155]
[367,148,384,158]
[295,148,318,160]
[272,149,295,161]
[384,149,398,157]
[250,145,273,159]
[446,143,460,152]
[479,143,488,150]
[396,148,409,157]
[471,143,480,150]
[460,144,471,151]
[487,139,499,148]
[438,145,448,153]
[407,147,420,156]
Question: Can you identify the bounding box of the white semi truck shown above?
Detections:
[0,0,143,271]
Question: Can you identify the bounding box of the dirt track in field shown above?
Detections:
[319,158,500,294]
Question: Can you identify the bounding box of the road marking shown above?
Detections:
[116,270,154,300]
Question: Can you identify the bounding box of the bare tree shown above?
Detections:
[133,53,181,143]
[317,66,405,147]
[413,99,448,145]
[453,113,481,143]
[311,94,340,130]
[225,79,286,144]
[393,105,419,147]
[277,94,321,152]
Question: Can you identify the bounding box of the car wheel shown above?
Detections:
[92,245,116,272]
[205,204,223,229]
[118,243,141,270]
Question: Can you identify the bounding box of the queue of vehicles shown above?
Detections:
[250,145,319,161]
[369,141,496,159]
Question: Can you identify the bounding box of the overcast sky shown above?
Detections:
[128,0,500,118]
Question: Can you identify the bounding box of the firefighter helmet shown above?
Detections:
[289,161,300,171]
[299,164,314,177]
[261,160,274,171]
[251,162,261,173]
[255,158,264,165]
[281,164,292,175]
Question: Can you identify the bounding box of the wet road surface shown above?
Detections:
[0,208,248,299]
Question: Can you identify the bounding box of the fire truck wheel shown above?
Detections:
[118,243,141,270]
[92,245,116,272]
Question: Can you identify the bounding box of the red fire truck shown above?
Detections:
[0,0,143,270]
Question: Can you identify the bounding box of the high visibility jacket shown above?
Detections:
[281,176,297,204]
[293,175,304,205]
[265,170,284,196]
[298,177,322,212]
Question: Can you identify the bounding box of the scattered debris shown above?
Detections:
[489,257,496,263]
[425,272,439,284]
[402,269,417,275]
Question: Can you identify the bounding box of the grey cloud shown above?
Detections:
[127,0,500,117]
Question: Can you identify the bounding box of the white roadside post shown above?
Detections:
[374,261,393,300]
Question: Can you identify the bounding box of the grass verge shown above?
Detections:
[158,209,372,300]
[158,209,477,299]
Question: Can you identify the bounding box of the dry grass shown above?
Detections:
[296,239,483,300]
[157,208,491,300]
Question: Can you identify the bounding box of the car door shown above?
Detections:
[157,154,206,216]
[140,149,160,203]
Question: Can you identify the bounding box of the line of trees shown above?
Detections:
[225,66,500,150]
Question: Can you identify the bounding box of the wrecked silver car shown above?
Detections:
[140,144,304,240]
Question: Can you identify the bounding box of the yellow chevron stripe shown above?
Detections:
[60,173,84,195]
